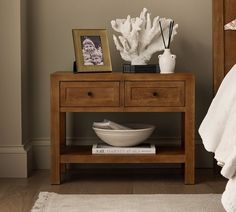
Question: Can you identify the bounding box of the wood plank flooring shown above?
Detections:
[0,168,227,212]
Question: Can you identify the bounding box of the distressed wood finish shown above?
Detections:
[224,0,236,73]
[125,81,185,107]
[213,0,236,94]
[213,0,225,94]
[183,76,195,184]
[60,81,120,107]
[50,76,63,184]
[60,146,185,164]
[51,72,195,184]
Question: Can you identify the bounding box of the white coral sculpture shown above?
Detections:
[111,8,178,65]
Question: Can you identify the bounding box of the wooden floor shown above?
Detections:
[0,168,227,212]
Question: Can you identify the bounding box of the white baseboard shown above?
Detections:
[32,137,214,169]
[0,142,33,178]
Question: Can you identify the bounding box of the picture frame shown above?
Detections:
[72,29,112,73]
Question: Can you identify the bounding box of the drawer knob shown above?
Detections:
[153,92,158,97]
[87,91,93,97]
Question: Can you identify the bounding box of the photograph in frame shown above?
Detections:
[72,29,112,72]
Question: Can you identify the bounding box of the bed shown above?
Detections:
[203,1,236,211]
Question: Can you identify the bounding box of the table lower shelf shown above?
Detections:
[60,146,185,164]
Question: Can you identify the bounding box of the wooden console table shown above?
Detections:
[51,72,195,184]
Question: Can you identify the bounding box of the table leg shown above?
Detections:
[60,112,66,175]
[51,76,66,184]
[183,111,195,184]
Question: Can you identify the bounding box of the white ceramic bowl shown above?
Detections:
[93,124,155,147]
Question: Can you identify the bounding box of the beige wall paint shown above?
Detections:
[0,0,31,177]
[0,0,213,173]
[0,0,30,146]
[29,0,212,144]
[21,0,30,145]
[0,0,22,146]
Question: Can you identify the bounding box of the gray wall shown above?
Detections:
[21,0,30,145]
[0,0,31,177]
[0,0,22,146]
[0,0,213,172]
[28,0,212,141]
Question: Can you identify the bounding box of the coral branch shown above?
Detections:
[111,8,178,65]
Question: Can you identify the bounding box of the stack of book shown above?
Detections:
[92,143,156,155]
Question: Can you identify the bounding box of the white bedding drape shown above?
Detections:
[199,64,236,212]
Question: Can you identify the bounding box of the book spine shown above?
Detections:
[92,148,155,154]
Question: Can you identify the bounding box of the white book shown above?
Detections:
[92,143,156,154]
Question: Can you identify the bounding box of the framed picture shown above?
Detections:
[72,29,112,72]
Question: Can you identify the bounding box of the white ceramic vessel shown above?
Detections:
[158,48,176,74]
[93,124,155,147]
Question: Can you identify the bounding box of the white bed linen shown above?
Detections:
[222,176,236,212]
[199,64,236,178]
[199,64,236,212]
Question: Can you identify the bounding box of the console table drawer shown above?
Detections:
[125,81,185,107]
[60,81,120,107]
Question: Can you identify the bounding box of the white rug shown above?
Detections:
[31,192,225,212]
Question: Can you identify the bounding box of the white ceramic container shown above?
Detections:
[93,124,155,147]
[158,48,176,74]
